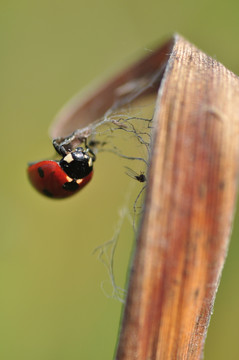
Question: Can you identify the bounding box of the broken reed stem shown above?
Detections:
[115,36,239,359]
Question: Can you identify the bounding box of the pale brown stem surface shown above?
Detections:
[115,36,239,359]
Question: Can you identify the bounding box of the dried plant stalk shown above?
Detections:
[51,34,239,359]
[115,35,239,359]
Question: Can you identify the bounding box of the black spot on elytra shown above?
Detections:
[43,189,54,197]
[63,181,79,191]
[38,167,44,178]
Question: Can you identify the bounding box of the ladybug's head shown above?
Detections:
[59,147,94,180]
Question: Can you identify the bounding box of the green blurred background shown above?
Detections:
[1,0,239,359]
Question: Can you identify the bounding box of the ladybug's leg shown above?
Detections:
[84,138,96,162]
[53,138,68,156]
[88,148,96,162]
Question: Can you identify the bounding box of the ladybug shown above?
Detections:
[28,146,95,199]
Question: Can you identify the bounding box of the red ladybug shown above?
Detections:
[28,147,95,199]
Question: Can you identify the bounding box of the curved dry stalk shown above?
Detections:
[115,35,239,359]
[51,34,239,359]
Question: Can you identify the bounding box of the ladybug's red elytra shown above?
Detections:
[28,145,95,199]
